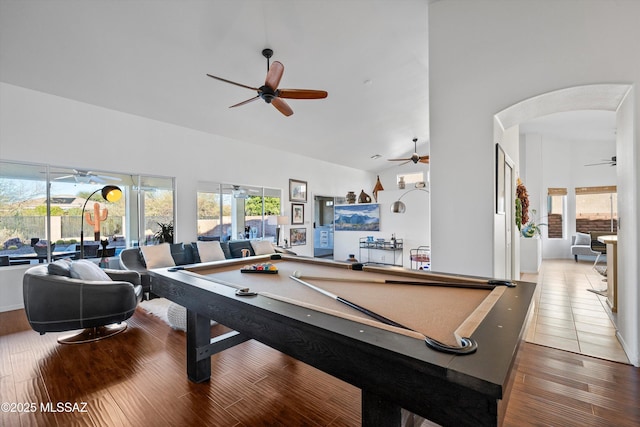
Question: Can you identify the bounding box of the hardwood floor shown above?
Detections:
[1,299,638,426]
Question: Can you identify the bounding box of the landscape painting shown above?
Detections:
[334,204,380,231]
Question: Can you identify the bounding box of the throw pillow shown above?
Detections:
[170,243,192,265]
[229,240,254,258]
[251,240,275,255]
[140,243,176,269]
[196,241,226,262]
[47,258,72,277]
[575,232,591,246]
[70,259,112,281]
[219,241,232,259]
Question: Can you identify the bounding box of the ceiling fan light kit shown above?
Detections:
[207,48,327,117]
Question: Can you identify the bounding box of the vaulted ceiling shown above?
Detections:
[0,0,431,172]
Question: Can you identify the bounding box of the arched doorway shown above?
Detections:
[494,83,638,366]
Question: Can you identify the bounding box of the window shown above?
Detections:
[546,188,566,239]
[197,183,281,242]
[397,171,426,187]
[575,186,617,234]
[0,160,174,265]
[137,176,175,245]
[0,162,48,262]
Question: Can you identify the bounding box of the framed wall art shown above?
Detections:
[290,228,307,246]
[289,179,307,202]
[334,203,380,231]
[291,203,304,224]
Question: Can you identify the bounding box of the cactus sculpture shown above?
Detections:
[84,202,109,241]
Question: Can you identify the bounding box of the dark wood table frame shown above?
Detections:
[150,255,535,427]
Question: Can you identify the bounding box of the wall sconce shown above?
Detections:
[80,185,122,259]
[391,187,429,214]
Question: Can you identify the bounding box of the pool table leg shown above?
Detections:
[186,309,211,383]
[362,390,401,427]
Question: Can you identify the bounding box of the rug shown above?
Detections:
[139,298,216,331]
[139,298,185,331]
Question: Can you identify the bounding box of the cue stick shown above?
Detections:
[289,275,412,330]
[291,271,500,290]
[289,274,479,355]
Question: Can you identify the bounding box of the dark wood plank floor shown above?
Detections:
[1,307,638,426]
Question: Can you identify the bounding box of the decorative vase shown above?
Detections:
[346,191,356,204]
[398,176,405,189]
[372,175,384,202]
[34,241,55,256]
[358,190,372,203]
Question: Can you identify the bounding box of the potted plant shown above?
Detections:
[521,209,547,238]
[34,240,55,255]
[154,221,174,244]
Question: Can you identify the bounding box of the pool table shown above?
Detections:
[149,254,535,427]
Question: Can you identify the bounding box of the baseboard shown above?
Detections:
[0,303,24,313]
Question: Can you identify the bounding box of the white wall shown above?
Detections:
[0,265,31,311]
[429,0,640,365]
[0,83,375,310]
[333,188,430,269]
[614,90,638,367]
[522,133,616,259]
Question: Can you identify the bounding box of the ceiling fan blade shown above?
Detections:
[388,158,411,162]
[95,174,122,181]
[54,175,74,180]
[265,61,284,90]
[271,97,293,116]
[418,156,430,164]
[278,89,328,99]
[229,96,260,108]
[206,74,258,91]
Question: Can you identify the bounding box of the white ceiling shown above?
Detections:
[519,110,617,143]
[1,1,616,172]
[0,0,431,172]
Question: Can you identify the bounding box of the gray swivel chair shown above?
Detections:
[23,265,142,344]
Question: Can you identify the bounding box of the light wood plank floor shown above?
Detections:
[523,259,629,364]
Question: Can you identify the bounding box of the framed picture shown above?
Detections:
[334,203,380,231]
[291,203,304,224]
[290,227,307,246]
[495,144,505,214]
[289,179,307,202]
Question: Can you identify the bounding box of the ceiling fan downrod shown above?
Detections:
[262,48,273,71]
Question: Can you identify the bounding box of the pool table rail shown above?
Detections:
[149,254,536,427]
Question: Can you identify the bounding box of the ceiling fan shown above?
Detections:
[224,185,261,199]
[206,48,328,117]
[585,156,617,167]
[388,138,430,165]
[51,169,122,184]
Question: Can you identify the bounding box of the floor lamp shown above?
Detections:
[391,188,429,213]
[80,185,122,259]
